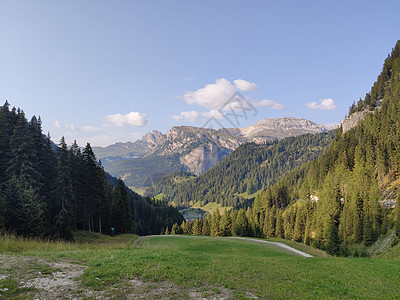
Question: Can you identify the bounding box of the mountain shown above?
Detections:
[240,117,327,142]
[95,117,328,187]
[146,130,336,208]
[93,130,166,159]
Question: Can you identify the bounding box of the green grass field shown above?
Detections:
[1,232,400,299]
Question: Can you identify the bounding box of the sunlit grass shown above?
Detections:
[0,231,138,253]
[1,232,400,299]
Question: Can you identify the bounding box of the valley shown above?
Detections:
[2,2,400,299]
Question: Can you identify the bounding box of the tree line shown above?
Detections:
[0,102,183,239]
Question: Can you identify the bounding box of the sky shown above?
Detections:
[1,1,399,147]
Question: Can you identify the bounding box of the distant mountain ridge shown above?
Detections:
[94,117,328,187]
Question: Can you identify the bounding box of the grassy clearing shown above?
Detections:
[128,236,400,299]
[1,232,400,299]
[192,201,232,215]
[153,193,166,201]
[137,236,300,258]
[179,207,207,220]
[237,189,261,200]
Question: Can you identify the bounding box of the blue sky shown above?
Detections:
[1,1,399,147]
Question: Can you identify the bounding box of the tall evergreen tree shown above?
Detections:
[55,137,73,239]
[111,179,132,234]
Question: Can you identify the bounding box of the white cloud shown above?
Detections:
[172,111,202,122]
[252,99,285,110]
[178,78,284,124]
[183,78,237,110]
[105,111,148,127]
[203,109,225,120]
[65,123,75,130]
[54,120,75,130]
[234,79,258,92]
[306,98,336,111]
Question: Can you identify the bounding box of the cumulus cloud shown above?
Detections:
[306,98,336,111]
[252,99,285,110]
[203,109,225,120]
[177,78,285,124]
[183,78,278,112]
[54,120,61,128]
[234,79,258,92]
[172,111,201,122]
[183,78,237,110]
[105,111,148,127]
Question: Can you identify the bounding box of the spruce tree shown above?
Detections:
[111,179,131,234]
[219,209,232,236]
[55,137,73,239]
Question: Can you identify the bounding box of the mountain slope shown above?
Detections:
[146,130,336,208]
[96,117,327,187]
[249,40,400,255]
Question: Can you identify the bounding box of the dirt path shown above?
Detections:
[227,237,313,257]
[134,235,313,257]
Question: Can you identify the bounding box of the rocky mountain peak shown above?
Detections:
[142,130,165,146]
[240,117,327,140]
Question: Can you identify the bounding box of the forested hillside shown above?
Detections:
[170,41,400,256]
[0,102,183,239]
[262,40,400,254]
[147,131,335,208]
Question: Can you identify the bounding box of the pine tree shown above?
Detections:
[275,209,284,238]
[201,218,210,236]
[112,179,132,234]
[0,102,16,183]
[4,110,46,236]
[171,223,179,234]
[210,210,221,236]
[219,210,232,236]
[266,205,276,238]
[232,209,249,237]
[55,137,73,239]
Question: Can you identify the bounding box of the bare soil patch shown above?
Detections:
[0,254,235,299]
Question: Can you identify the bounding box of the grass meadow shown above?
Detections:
[0,232,400,299]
